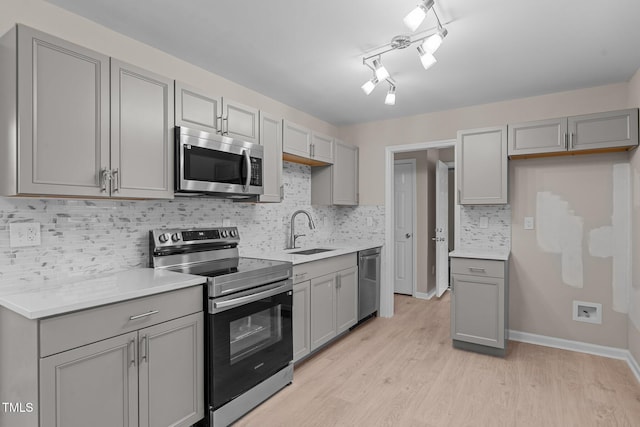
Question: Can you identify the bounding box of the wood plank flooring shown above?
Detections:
[235,294,640,427]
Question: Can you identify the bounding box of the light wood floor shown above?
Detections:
[235,294,640,427]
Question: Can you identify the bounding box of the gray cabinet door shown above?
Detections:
[258,111,283,203]
[17,25,110,197]
[311,131,334,164]
[451,273,505,349]
[138,312,204,427]
[336,266,358,335]
[111,60,174,199]
[569,108,639,152]
[508,118,567,157]
[310,273,337,350]
[223,99,259,144]
[175,81,222,134]
[40,331,139,427]
[332,140,358,205]
[457,126,508,205]
[283,120,311,159]
[293,280,311,362]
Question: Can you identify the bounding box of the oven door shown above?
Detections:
[209,280,293,410]
[177,126,263,196]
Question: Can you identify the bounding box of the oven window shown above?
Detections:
[229,306,282,365]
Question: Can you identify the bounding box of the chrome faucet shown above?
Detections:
[288,210,316,249]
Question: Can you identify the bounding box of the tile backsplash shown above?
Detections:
[0,162,385,294]
[458,204,511,251]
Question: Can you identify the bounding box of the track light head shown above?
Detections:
[422,27,448,54]
[403,0,435,32]
[385,85,396,106]
[417,46,437,70]
[373,58,390,80]
[361,77,379,95]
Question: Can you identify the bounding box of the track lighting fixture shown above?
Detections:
[361,76,379,95]
[359,0,448,106]
[384,85,396,106]
[403,0,435,32]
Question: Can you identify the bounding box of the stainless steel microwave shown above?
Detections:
[175,126,263,199]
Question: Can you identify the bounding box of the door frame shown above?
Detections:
[381,139,457,318]
[393,159,417,297]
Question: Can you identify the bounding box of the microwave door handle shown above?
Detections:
[242,149,251,192]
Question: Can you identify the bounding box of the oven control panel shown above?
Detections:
[151,227,239,248]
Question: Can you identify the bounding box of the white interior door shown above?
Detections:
[394,160,415,295]
[435,161,449,297]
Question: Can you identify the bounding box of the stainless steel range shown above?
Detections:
[149,227,293,427]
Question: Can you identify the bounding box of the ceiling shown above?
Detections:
[45,0,640,127]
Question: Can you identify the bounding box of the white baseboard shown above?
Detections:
[415,289,436,300]
[509,330,640,385]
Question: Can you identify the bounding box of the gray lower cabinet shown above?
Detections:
[0,24,174,199]
[450,257,508,356]
[0,286,205,427]
[292,280,311,361]
[508,108,639,158]
[311,139,359,206]
[292,254,358,362]
[456,126,508,205]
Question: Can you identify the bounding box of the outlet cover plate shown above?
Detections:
[10,222,41,248]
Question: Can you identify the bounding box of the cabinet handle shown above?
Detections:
[140,334,148,363]
[216,115,223,134]
[336,275,341,289]
[457,189,461,204]
[469,267,486,273]
[310,143,314,157]
[129,310,159,320]
[563,132,568,150]
[100,168,110,193]
[128,339,136,367]
[111,168,119,193]
[222,117,229,135]
[569,132,574,150]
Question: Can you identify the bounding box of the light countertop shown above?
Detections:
[449,249,510,261]
[0,268,205,320]
[241,241,383,265]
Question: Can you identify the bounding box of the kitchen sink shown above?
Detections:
[289,248,335,255]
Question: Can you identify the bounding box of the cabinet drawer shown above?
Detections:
[40,286,203,357]
[450,258,504,278]
[292,253,357,284]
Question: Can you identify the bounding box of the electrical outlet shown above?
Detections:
[573,300,602,324]
[524,217,535,230]
[9,222,41,248]
[366,217,373,227]
[222,218,231,227]
[479,216,489,229]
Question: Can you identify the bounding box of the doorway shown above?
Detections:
[382,139,458,318]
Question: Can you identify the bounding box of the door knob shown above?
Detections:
[405,233,411,238]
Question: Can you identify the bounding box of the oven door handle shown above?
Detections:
[242,149,251,192]
[212,282,292,312]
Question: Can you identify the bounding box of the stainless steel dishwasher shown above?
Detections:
[358,247,381,322]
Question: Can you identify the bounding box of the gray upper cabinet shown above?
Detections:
[175,81,259,143]
[311,139,358,206]
[111,60,174,199]
[0,25,174,199]
[258,111,283,202]
[283,120,334,165]
[457,126,508,205]
[508,108,639,158]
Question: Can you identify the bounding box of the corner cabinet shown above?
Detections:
[450,257,508,356]
[0,25,174,199]
[456,126,508,205]
[311,139,359,206]
[174,81,259,144]
[508,108,639,158]
[291,254,358,363]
